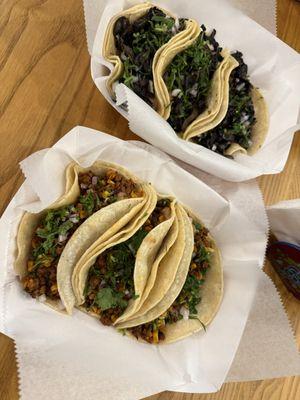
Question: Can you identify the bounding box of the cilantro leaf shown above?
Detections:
[193,222,202,231]
[195,245,211,264]
[79,192,95,214]
[94,288,127,311]
[189,315,206,331]
[127,229,148,255]
[58,220,74,236]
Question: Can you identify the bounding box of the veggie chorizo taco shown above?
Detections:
[192,51,269,156]
[103,2,192,106]
[75,197,192,326]
[116,206,222,344]
[15,161,156,314]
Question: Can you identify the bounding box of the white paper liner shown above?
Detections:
[267,199,300,246]
[226,272,300,382]
[89,0,300,182]
[83,0,277,54]
[0,127,298,400]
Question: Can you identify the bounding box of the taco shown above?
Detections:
[76,197,189,326]
[15,161,155,313]
[115,201,189,325]
[103,3,190,105]
[192,51,269,156]
[116,207,222,344]
[154,24,239,139]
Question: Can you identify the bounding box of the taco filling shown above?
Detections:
[193,51,255,155]
[128,221,212,344]
[83,199,172,325]
[164,25,223,133]
[113,7,185,105]
[22,170,143,301]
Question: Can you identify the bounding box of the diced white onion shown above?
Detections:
[124,290,130,295]
[190,88,198,97]
[208,43,214,51]
[69,213,78,218]
[38,294,46,303]
[69,217,79,224]
[236,83,245,91]
[100,279,106,286]
[129,244,136,254]
[171,88,181,97]
[120,52,127,61]
[148,80,154,93]
[132,75,139,83]
[212,144,217,151]
[92,176,98,185]
[175,18,180,30]
[180,306,190,320]
[80,183,88,189]
[58,234,67,243]
[240,113,249,123]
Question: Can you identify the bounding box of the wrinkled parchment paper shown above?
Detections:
[88,0,300,182]
[0,127,299,400]
[267,199,300,246]
[83,0,276,55]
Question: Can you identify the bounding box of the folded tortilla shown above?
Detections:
[102,3,190,104]
[117,206,222,344]
[15,161,155,314]
[191,52,269,156]
[224,87,269,156]
[153,22,238,136]
[74,196,180,325]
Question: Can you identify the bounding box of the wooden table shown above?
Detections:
[0,0,299,399]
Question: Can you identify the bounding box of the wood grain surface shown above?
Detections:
[0,0,299,399]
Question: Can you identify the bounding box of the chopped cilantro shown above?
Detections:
[194,245,211,264]
[193,222,202,231]
[113,7,185,105]
[94,288,127,311]
[58,220,74,236]
[79,192,95,215]
[194,51,255,155]
[165,28,223,132]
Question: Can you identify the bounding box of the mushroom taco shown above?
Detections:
[116,206,222,344]
[74,197,184,326]
[192,51,269,156]
[154,24,239,139]
[103,3,191,106]
[15,161,156,314]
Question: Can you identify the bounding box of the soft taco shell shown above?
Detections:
[15,161,152,313]
[116,204,194,330]
[118,206,222,345]
[74,197,178,324]
[153,24,238,138]
[159,208,222,343]
[71,187,158,305]
[116,202,186,324]
[183,54,239,140]
[224,87,269,156]
[103,2,177,99]
[153,19,201,118]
